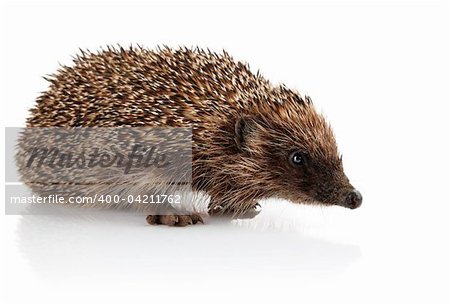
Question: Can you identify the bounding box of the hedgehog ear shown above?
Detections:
[235,116,256,152]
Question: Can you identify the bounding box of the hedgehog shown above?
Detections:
[19,46,362,226]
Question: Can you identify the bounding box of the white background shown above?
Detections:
[1,0,449,303]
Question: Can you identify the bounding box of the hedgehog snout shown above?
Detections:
[342,189,363,209]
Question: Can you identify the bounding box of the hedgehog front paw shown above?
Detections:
[208,202,261,219]
[146,213,204,227]
[236,203,261,219]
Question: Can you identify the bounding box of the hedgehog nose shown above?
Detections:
[345,190,363,209]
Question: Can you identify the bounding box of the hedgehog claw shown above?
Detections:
[146,213,204,227]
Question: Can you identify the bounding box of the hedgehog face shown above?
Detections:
[277,147,362,209]
[236,100,362,209]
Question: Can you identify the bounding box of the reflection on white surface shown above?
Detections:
[16,201,360,280]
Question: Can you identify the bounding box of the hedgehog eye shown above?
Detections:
[289,151,306,167]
